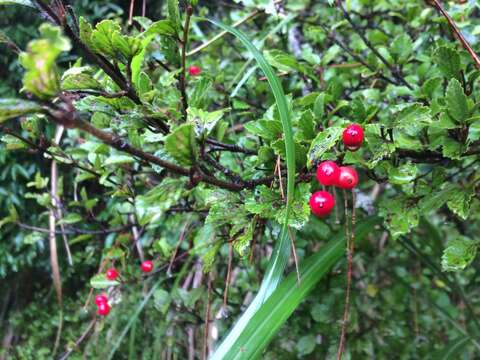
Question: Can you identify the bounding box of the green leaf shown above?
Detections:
[0,98,43,122]
[418,184,456,213]
[164,123,198,166]
[441,237,478,272]
[167,0,182,34]
[435,46,461,80]
[388,163,417,185]
[390,33,412,64]
[380,197,419,239]
[307,126,342,167]
[90,274,119,289]
[206,19,295,360]
[313,93,326,119]
[136,178,185,226]
[86,19,142,62]
[468,121,480,142]
[432,336,471,360]
[244,119,283,141]
[61,66,102,91]
[296,335,316,356]
[20,23,71,99]
[264,49,315,79]
[212,217,380,360]
[447,187,474,220]
[446,79,469,123]
[143,19,176,38]
[187,107,228,137]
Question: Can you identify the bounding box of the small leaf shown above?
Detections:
[435,46,461,79]
[187,107,228,137]
[446,78,469,123]
[388,163,417,185]
[90,274,119,289]
[313,93,325,119]
[0,98,43,122]
[164,123,198,166]
[442,237,478,272]
[447,187,474,220]
[167,0,182,34]
[307,126,342,167]
[143,20,176,38]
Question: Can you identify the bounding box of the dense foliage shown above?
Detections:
[1,0,480,359]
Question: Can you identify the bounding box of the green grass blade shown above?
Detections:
[217,216,380,360]
[205,18,296,359]
[0,0,35,7]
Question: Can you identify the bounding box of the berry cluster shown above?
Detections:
[93,261,155,317]
[309,124,364,218]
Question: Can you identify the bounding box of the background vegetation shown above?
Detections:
[1,0,480,359]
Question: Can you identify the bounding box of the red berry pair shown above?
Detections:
[94,294,110,316]
[316,162,359,190]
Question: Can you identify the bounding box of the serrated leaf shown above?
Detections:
[313,93,325,119]
[244,119,283,141]
[20,23,71,99]
[447,187,474,220]
[435,46,461,79]
[0,98,43,122]
[446,79,469,123]
[187,107,228,137]
[164,123,198,166]
[61,73,102,91]
[442,237,478,272]
[388,163,417,185]
[307,126,342,167]
[390,33,412,64]
[143,19,176,38]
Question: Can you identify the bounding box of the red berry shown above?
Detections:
[342,123,364,151]
[336,166,359,189]
[188,65,201,76]
[141,260,154,273]
[97,302,110,316]
[94,294,108,306]
[309,191,335,218]
[106,268,119,281]
[316,161,340,186]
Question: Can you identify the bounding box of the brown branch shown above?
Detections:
[34,0,141,104]
[49,106,259,190]
[429,0,480,69]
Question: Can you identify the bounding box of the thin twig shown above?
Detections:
[203,275,212,360]
[335,1,413,89]
[223,241,233,308]
[57,319,96,360]
[429,0,480,69]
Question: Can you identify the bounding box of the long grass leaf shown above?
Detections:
[205,18,296,359]
[218,216,380,360]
